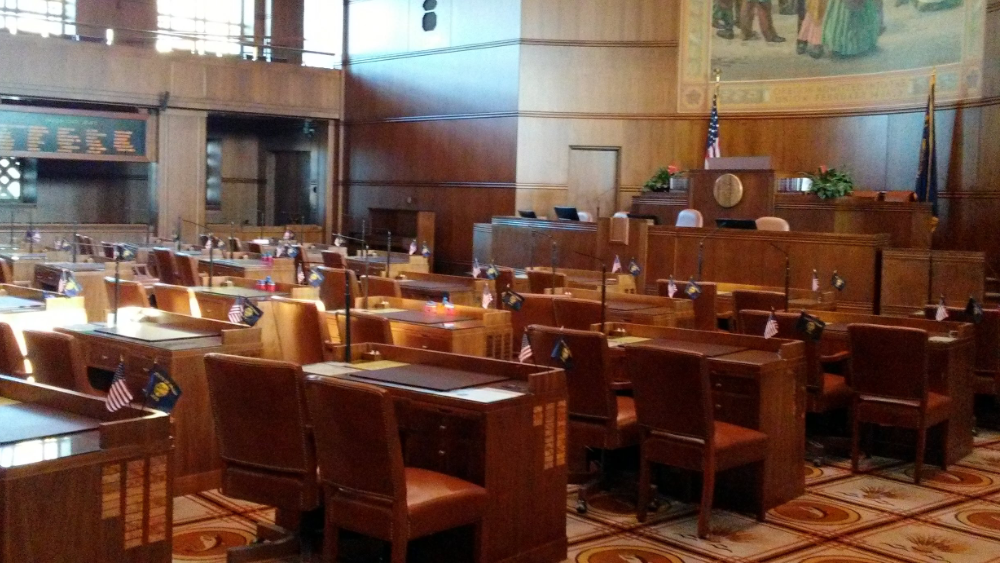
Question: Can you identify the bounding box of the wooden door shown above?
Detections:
[271,151,312,225]
[568,147,620,219]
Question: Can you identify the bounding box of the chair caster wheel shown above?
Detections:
[812,458,824,467]
[647,499,661,512]
[576,499,588,514]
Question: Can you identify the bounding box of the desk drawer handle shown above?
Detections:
[437,450,446,456]
[438,425,447,431]
[714,383,722,389]
[715,404,722,410]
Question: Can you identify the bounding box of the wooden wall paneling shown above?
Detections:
[984,4,1000,98]
[628,192,689,226]
[270,0,305,64]
[885,108,955,192]
[75,0,157,45]
[156,110,208,242]
[346,0,413,58]
[449,0,522,45]
[686,169,776,225]
[520,0,678,42]
[930,251,986,306]
[976,104,1000,194]
[567,147,619,217]
[944,106,982,193]
[486,218,598,271]
[594,217,650,292]
[880,249,932,315]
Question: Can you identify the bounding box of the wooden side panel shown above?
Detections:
[156,110,208,243]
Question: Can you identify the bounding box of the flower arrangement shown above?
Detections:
[643,165,682,192]
[808,165,855,199]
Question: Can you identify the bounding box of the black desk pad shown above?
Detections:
[350,364,508,392]
[0,402,101,445]
[377,310,476,325]
[195,286,279,299]
[96,323,215,342]
[630,339,748,357]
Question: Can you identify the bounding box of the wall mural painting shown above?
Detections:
[678,0,985,113]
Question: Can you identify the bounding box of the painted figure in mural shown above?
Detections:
[797,0,829,58]
[740,0,787,42]
[713,0,744,40]
[822,0,881,57]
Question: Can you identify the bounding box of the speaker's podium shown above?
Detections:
[687,157,777,226]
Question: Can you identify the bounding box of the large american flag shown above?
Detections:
[705,91,721,166]
[106,360,133,412]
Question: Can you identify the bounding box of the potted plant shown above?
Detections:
[642,165,682,192]
[807,165,855,199]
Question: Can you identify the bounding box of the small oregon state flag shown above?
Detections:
[831,271,846,291]
[551,337,573,369]
[308,267,325,288]
[628,258,641,277]
[795,311,826,341]
[966,297,984,324]
[242,298,264,327]
[501,288,524,311]
[685,277,702,300]
[485,263,499,280]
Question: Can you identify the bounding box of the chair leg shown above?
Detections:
[755,460,767,522]
[322,521,338,563]
[637,457,651,523]
[698,467,715,539]
[941,420,950,471]
[390,535,408,563]
[472,520,486,563]
[850,416,862,473]
[915,425,927,485]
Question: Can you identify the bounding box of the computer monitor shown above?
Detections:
[626,213,660,225]
[517,210,538,219]
[553,207,580,221]
[715,218,758,230]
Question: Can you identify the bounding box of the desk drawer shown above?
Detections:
[87,342,123,370]
[711,374,759,430]
[398,402,484,483]
[393,329,452,353]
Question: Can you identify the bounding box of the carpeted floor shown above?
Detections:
[171,428,1000,563]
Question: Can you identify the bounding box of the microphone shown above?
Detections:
[765,240,791,311]
[530,231,559,294]
[573,251,608,333]
[333,232,373,348]
[696,225,723,281]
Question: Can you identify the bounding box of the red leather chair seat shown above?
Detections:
[856,392,952,429]
[615,396,637,427]
[405,468,488,538]
[714,422,769,471]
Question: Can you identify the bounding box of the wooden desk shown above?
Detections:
[34,261,136,322]
[0,375,172,563]
[198,258,296,285]
[804,310,976,464]
[598,323,806,510]
[305,344,567,563]
[880,249,985,316]
[328,308,490,359]
[346,251,431,278]
[396,272,487,306]
[57,311,262,495]
[716,282,838,319]
[550,288,695,328]
[0,285,87,366]
[530,266,637,294]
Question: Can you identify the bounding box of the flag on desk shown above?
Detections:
[481,284,494,309]
[308,267,325,288]
[796,311,826,341]
[667,276,678,298]
[227,299,243,324]
[935,296,948,321]
[763,309,779,340]
[966,297,984,324]
[685,277,702,300]
[705,88,722,166]
[229,297,263,327]
[612,255,622,274]
[485,263,499,281]
[297,265,306,284]
[115,244,136,261]
[551,337,573,369]
[143,365,182,414]
[628,258,641,277]
[409,239,418,256]
[472,258,482,279]
[518,333,533,363]
[422,242,431,259]
[501,288,524,311]
[915,72,939,216]
[334,235,345,248]
[59,270,81,297]
[831,271,847,292]
[55,237,72,251]
[283,228,294,241]
[106,359,133,413]
[25,228,41,244]
[811,269,820,292]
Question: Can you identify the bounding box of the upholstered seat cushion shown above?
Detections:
[810,373,852,412]
[714,421,769,471]
[616,396,637,428]
[855,391,952,429]
[405,467,488,538]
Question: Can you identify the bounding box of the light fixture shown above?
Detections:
[106,28,114,45]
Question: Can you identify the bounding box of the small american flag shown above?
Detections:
[422,242,431,259]
[811,270,820,292]
[283,228,294,240]
[705,90,721,166]
[612,255,622,274]
[764,310,779,340]
[409,240,418,255]
[935,297,948,321]
[228,298,243,324]
[667,276,677,298]
[481,284,493,309]
[472,258,482,278]
[106,360,133,412]
[297,265,306,284]
[518,333,533,363]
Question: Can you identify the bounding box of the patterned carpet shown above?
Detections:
[172,429,1000,563]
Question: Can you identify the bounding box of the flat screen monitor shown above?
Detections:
[517,210,538,218]
[553,206,580,221]
[715,218,758,230]
[626,213,660,225]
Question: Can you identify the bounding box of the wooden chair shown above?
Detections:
[22,330,102,397]
[755,217,790,231]
[924,305,1000,398]
[553,298,603,331]
[732,290,786,331]
[173,253,201,287]
[509,294,557,346]
[658,280,719,331]
[271,297,326,365]
[248,242,264,254]
[317,267,362,311]
[626,346,768,537]
[0,322,27,378]
[333,311,394,345]
[848,323,952,484]
[526,270,566,294]
[153,283,194,316]
[153,248,178,285]
[204,354,320,561]
[0,260,14,285]
[321,250,346,269]
[526,325,638,513]
[363,276,402,299]
[304,376,487,563]
[103,277,151,309]
[101,242,116,259]
[229,237,243,253]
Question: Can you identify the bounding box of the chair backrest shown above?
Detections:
[204,354,317,508]
[22,330,98,396]
[755,216,790,231]
[553,298,603,331]
[924,306,1000,376]
[658,280,718,331]
[527,270,566,294]
[305,376,405,500]
[676,209,704,228]
[334,311,394,345]
[848,323,928,402]
[104,277,150,309]
[577,211,594,222]
[152,248,178,285]
[248,242,264,254]
[229,237,242,252]
[271,297,326,365]
[0,322,26,377]
[627,346,712,443]
[363,276,401,299]
[0,260,14,285]
[509,294,557,345]
[153,283,194,315]
[321,250,346,269]
[732,290,785,331]
[102,243,116,259]
[740,309,824,392]
[526,325,617,423]
[174,253,201,286]
[318,267,362,310]
[76,234,94,255]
